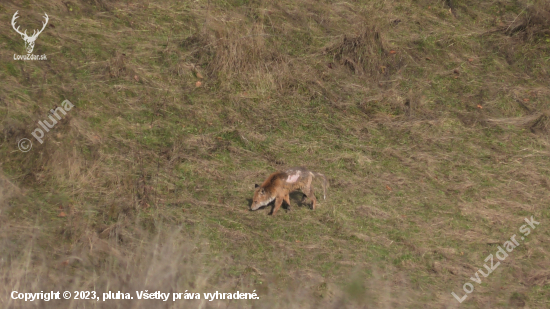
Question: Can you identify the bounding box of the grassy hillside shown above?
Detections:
[1,0,550,308]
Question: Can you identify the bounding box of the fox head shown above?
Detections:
[250,184,275,210]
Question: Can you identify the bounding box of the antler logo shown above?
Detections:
[11,11,49,54]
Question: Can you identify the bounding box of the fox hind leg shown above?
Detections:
[308,186,318,210]
[301,175,317,209]
[302,183,318,210]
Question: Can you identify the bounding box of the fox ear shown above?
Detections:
[255,184,259,188]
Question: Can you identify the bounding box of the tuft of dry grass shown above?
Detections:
[504,0,550,40]
[528,110,550,134]
[325,26,405,80]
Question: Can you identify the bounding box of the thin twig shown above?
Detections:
[202,0,210,33]
[505,8,526,34]
[155,150,160,209]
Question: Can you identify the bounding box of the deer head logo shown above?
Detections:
[11,11,49,54]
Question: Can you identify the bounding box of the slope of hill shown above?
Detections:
[1,0,549,308]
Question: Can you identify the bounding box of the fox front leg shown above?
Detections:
[271,196,284,216]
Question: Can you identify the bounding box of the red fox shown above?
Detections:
[251,167,328,215]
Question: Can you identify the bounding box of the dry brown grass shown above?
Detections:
[1,0,550,308]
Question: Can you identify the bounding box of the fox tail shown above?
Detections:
[312,172,328,200]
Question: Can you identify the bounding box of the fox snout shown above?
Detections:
[250,184,262,211]
[250,198,269,211]
[250,201,261,211]
[250,198,274,210]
